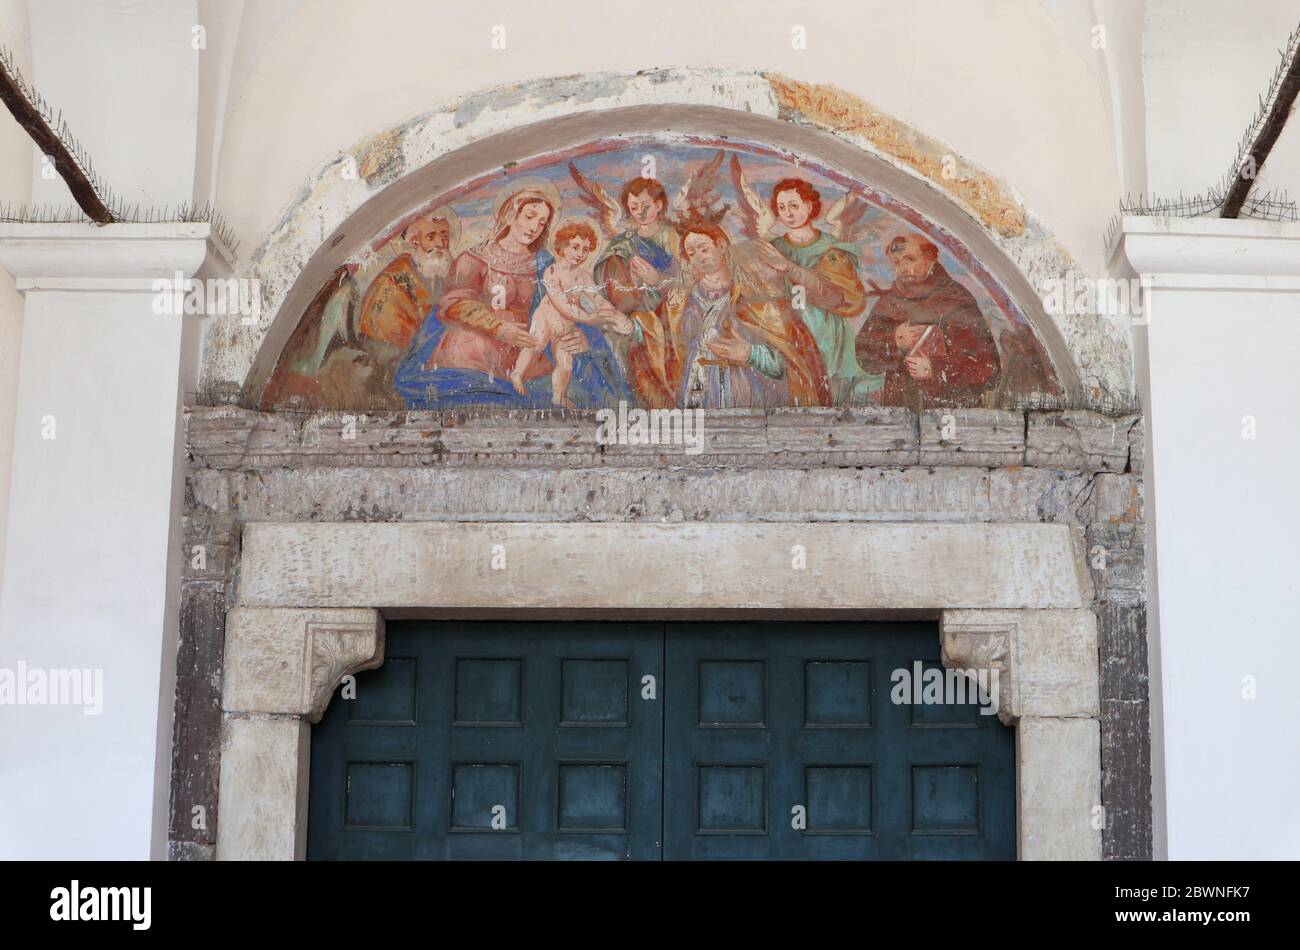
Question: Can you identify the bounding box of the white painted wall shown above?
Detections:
[0,226,211,860]
[1120,217,1300,859]
[209,0,1124,275]
[0,0,204,860]
[0,0,31,601]
[26,0,200,209]
[1143,0,1300,201]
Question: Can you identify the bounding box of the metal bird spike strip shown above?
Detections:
[0,43,240,252]
[1220,23,1300,217]
[1103,21,1300,250]
[0,42,117,222]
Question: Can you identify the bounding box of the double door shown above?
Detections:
[307,621,1014,860]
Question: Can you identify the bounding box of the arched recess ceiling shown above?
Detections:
[202,71,1131,411]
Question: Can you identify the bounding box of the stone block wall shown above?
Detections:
[170,405,1150,860]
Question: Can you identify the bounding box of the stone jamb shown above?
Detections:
[215,521,1101,861]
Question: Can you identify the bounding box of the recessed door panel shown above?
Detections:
[309,621,1014,860]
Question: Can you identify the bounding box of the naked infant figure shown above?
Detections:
[510,220,630,407]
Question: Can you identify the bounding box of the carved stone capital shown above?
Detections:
[940,609,1018,725]
[223,607,385,720]
[941,608,1100,725]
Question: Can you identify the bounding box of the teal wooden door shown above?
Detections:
[308,621,664,859]
[308,621,1014,860]
[663,622,1015,859]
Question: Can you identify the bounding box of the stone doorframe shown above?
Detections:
[215,521,1102,861]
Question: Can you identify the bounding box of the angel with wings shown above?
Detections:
[730,156,884,405]
[578,150,831,409]
[568,162,683,322]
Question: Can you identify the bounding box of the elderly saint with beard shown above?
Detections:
[357,208,457,350]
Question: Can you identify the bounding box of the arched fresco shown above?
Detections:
[260,135,1062,412]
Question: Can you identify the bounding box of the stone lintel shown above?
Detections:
[237,522,1095,611]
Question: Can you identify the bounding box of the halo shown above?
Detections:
[422,204,462,251]
[491,176,562,218]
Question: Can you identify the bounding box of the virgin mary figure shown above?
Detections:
[394,178,630,408]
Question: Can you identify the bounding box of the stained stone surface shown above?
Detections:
[174,405,1151,861]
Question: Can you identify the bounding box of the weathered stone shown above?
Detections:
[1101,698,1152,860]
[919,408,1025,467]
[182,512,240,581]
[1098,603,1152,860]
[231,466,1006,524]
[1087,473,1144,525]
[1026,411,1136,473]
[300,411,444,461]
[759,407,917,464]
[189,406,930,470]
[223,463,1125,528]
[941,609,1099,722]
[1127,417,1145,474]
[179,402,1148,862]
[430,413,596,461]
[1087,523,1146,606]
[167,840,214,861]
[987,467,1094,522]
[216,716,310,861]
[186,406,273,469]
[1018,717,1103,860]
[1098,602,1149,704]
[223,607,384,719]
[1015,610,1100,718]
[237,522,1094,611]
[168,583,228,846]
[187,469,231,514]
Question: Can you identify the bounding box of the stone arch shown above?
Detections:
[199,68,1127,409]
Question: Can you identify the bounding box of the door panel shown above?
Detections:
[308,621,1015,860]
[308,622,664,860]
[663,622,1015,860]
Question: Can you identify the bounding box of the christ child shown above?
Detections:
[511,221,628,407]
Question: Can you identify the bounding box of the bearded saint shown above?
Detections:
[357,208,457,350]
[625,218,832,409]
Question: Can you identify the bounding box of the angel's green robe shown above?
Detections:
[771,229,884,404]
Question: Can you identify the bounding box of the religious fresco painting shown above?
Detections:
[260,136,1062,413]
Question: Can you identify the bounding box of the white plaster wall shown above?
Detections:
[0,0,31,590]
[1143,0,1300,201]
[0,281,194,859]
[26,0,200,209]
[1148,281,1300,858]
[1040,0,1150,198]
[0,0,205,859]
[209,0,1123,276]
[1121,218,1300,859]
